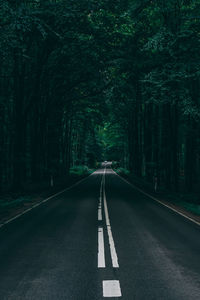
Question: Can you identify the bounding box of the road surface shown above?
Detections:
[0,163,200,299]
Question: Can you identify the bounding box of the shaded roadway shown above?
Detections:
[0,164,200,299]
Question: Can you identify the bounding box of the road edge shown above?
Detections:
[0,171,95,229]
[111,168,200,227]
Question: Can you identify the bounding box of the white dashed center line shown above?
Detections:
[103,169,119,268]
[98,227,106,268]
[97,165,122,297]
[98,207,102,221]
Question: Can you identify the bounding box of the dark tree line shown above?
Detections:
[0,0,200,193]
[109,0,200,192]
[0,0,111,190]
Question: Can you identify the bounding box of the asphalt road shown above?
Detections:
[0,163,200,299]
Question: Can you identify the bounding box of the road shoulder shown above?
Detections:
[112,169,200,227]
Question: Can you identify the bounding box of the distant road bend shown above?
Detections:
[0,163,200,299]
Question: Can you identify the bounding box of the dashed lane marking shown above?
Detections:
[103,167,119,268]
[98,227,106,268]
[98,207,102,221]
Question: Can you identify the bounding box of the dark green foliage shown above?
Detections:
[0,0,200,194]
[107,0,200,192]
[0,0,109,190]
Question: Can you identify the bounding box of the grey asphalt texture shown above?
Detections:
[0,164,200,299]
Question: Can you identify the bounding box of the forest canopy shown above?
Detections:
[0,0,200,193]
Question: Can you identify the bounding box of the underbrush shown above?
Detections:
[114,167,130,176]
[70,165,94,176]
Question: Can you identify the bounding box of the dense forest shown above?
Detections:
[0,0,200,194]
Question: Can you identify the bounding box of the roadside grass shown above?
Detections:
[174,201,200,216]
[164,193,200,216]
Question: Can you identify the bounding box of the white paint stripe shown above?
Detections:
[103,280,122,297]
[100,175,104,201]
[106,225,119,268]
[98,227,106,268]
[32,203,41,208]
[3,209,31,225]
[103,168,119,268]
[103,190,110,226]
[0,171,96,229]
[98,208,102,221]
[98,176,104,221]
[111,168,200,227]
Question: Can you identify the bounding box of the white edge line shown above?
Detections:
[0,171,96,229]
[111,168,200,227]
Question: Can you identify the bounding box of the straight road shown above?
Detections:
[0,163,200,299]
